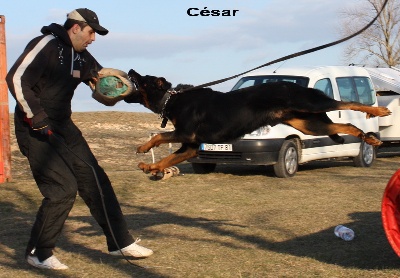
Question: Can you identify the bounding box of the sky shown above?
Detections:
[2,0,362,113]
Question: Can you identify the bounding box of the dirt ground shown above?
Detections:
[1,111,400,278]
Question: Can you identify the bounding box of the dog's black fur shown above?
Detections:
[125,70,391,175]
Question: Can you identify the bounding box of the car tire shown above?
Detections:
[191,163,217,174]
[353,141,376,167]
[273,139,299,178]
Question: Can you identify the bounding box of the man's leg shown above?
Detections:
[59,120,134,250]
[22,132,78,261]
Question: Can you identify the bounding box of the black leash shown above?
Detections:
[181,0,389,92]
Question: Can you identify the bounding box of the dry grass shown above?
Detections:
[1,111,400,277]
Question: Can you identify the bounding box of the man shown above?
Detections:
[6,8,153,270]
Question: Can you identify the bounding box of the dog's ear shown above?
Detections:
[156,77,172,91]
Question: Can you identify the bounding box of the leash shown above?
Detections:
[181,0,389,92]
[157,0,388,128]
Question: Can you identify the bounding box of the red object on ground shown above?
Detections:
[382,169,400,256]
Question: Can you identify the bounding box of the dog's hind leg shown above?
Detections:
[336,102,391,118]
[138,144,198,174]
[285,118,382,146]
[329,134,345,144]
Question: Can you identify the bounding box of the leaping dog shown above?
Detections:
[124,70,391,176]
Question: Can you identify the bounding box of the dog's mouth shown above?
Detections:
[128,76,140,91]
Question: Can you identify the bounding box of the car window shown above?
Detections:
[336,77,376,104]
[314,78,334,99]
[336,77,358,102]
[232,75,309,91]
[236,79,256,89]
[354,77,375,105]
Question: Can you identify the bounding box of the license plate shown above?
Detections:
[200,143,232,151]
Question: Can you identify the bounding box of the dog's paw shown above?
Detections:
[138,162,163,176]
[136,145,150,153]
[364,134,382,146]
[138,162,151,173]
[374,107,392,117]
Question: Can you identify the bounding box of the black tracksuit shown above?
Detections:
[6,23,134,261]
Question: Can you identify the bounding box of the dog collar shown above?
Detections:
[159,89,181,128]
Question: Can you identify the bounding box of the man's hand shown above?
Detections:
[24,116,53,136]
[88,77,98,93]
[32,121,53,136]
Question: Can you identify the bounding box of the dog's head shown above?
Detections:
[125,69,172,113]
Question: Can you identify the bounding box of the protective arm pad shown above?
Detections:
[91,68,135,106]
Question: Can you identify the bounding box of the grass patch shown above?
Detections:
[1,112,400,277]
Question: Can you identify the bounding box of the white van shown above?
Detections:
[189,66,380,177]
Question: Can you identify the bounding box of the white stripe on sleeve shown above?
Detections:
[12,35,54,118]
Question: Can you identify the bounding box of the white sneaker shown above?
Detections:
[27,255,69,270]
[109,239,153,258]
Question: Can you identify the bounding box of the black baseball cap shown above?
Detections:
[67,8,109,35]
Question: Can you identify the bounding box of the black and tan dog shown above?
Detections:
[125,70,391,175]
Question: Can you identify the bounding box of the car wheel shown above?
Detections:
[191,163,217,174]
[273,139,299,178]
[353,141,376,167]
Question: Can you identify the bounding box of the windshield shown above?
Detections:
[231,75,309,91]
